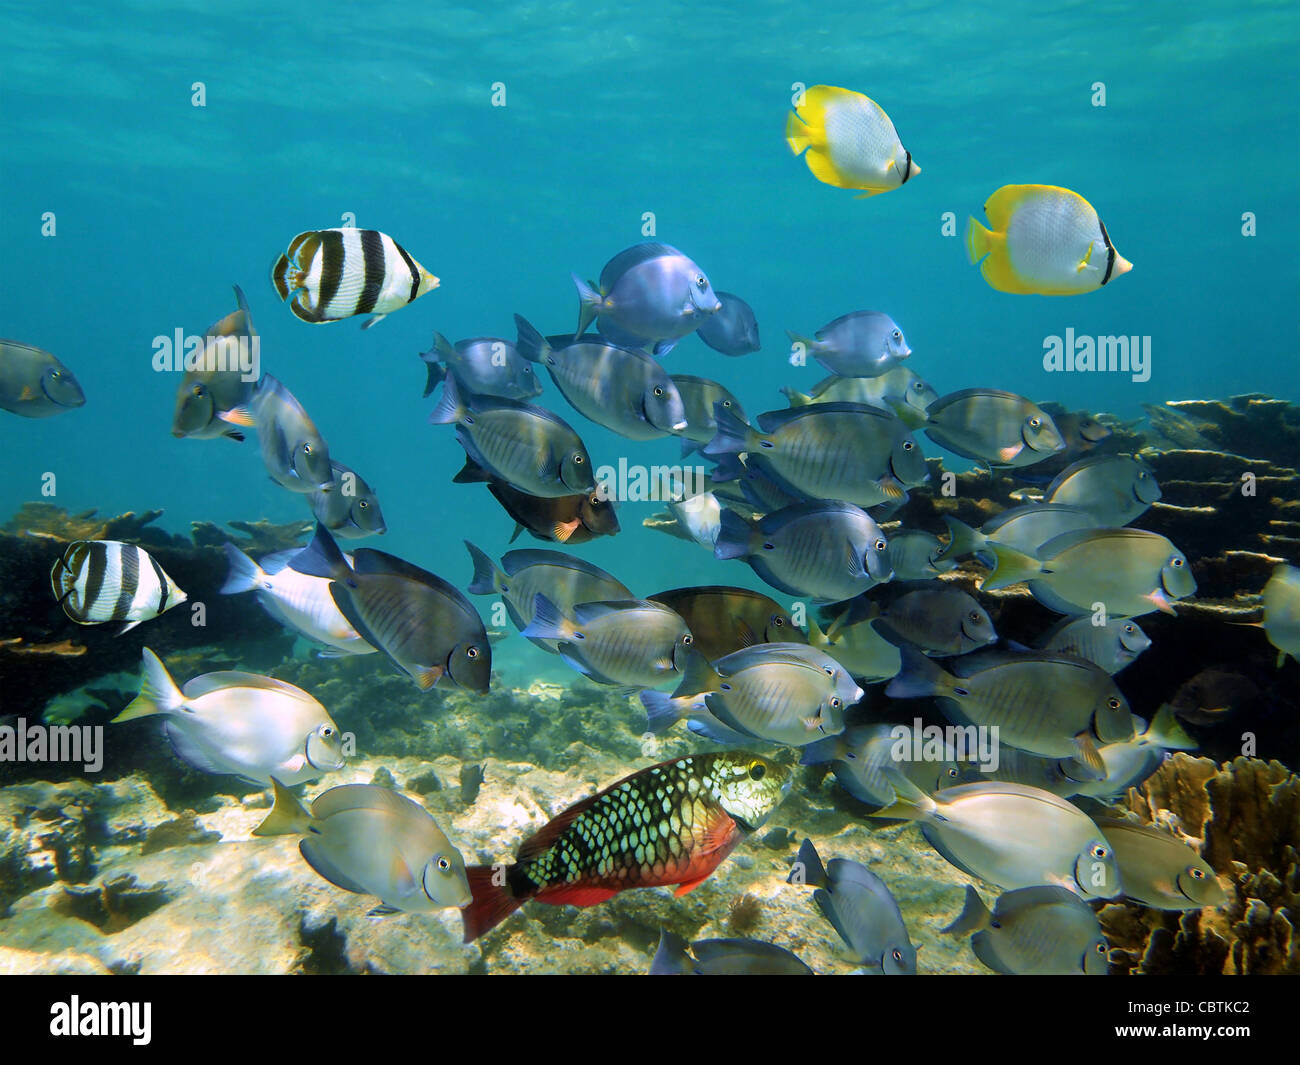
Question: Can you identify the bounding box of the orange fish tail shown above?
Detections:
[461,865,525,943]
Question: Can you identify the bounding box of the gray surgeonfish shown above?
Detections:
[800,722,967,805]
[783,366,939,430]
[871,773,1121,899]
[308,460,386,538]
[1036,616,1151,674]
[805,615,902,684]
[250,374,335,493]
[0,339,86,418]
[572,242,722,355]
[1043,454,1161,527]
[254,779,471,914]
[791,838,916,973]
[649,930,812,974]
[939,503,1097,565]
[942,885,1109,975]
[695,292,760,356]
[271,228,438,328]
[1260,563,1300,666]
[115,649,346,787]
[429,374,595,498]
[923,389,1065,468]
[419,332,541,401]
[668,374,748,457]
[646,586,804,663]
[786,311,911,378]
[869,586,997,656]
[169,285,257,441]
[50,540,187,634]
[294,524,491,692]
[1092,816,1225,910]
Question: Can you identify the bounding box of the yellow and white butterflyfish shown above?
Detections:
[965,184,1132,295]
[785,85,919,197]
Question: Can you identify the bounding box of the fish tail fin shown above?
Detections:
[805,615,829,648]
[639,690,683,734]
[649,929,693,975]
[513,314,550,363]
[288,522,351,581]
[939,516,984,561]
[869,769,937,823]
[965,216,993,264]
[115,648,184,722]
[713,508,756,561]
[251,778,313,837]
[452,457,494,484]
[464,541,504,596]
[799,732,844,766]
[940,885,991,936]
[780,385,813,407]
[571,273,602,337]
[218,542,263,595]
[519,594,577,642]
[427,371,467,425]
[1147,703,1197,751]
[701,402,752,457]
[982,542,1043,591]
[789,837,827,887]
[418,337,448,399]
[885,643,949,699]
[679,437,699,459]
[461,865,524,943]
[784,108,814,154]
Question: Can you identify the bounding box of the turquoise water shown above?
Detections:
[2,0,1296,583]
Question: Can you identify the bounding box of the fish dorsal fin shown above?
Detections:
[500,549,623,588]
[310,782,425,822]
[1036,526,1161,560]
[179,671,314,702]
[351,550,476,611]
[598,243,682,291]
[571,599,662,626]
[516,790,609,862]
[755,401,896,435]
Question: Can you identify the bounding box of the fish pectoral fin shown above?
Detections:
[673,875,711,897]
[218,406,255,427]
[412,664,445,690]
[699,808,740,856]
[360,313,388,330]
[366,905,401,918]
[803,715,825,732]
[1076,241,1095,272]
[390,853,419,897]
[552,519,580,543]
[1072,732,1106,777]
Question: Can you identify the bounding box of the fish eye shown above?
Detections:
[1029,417,1042,429]
[892,949,903,962]
[762,541,775,551]
[969,612,981,623]
[192,385,204,397]
[50,370,61,379]
[1123,624,1135,634]
[437,856,451,871]
[1190,867,1205,880]
[1171,557,1184,567]
[830,698,842,709]
[874,539,887,551]
[653,386,664,397]
[589,494,601,505]
[748,761,766,780]
[771,616,784,627]
[467,646,480,658]
[573,454,584,464]
[892,330,901,340]
[682,634,693,645]
[1096,943,1107,954]
[722,399,732,407]
[946,767,959,778]
[696,275,706,288]
[1107,697,1121,710]
[913,381,924,391]
[1090,844,1109,859]
[302,443,312,455]
[358,500,369,509]
[321,726,334,737]
[903,440,914,450]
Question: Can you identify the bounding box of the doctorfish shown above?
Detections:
[271,227,439,328]
[169,285,257,442]
[0,339,85,418]
[459,751,791,942]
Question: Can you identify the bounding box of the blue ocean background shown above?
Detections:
[1,0,1296,686]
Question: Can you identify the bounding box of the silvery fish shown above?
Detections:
[523,596,692,688]
[220,542,374,657]
[805,616,901,684]
[955,745,1088,797]
[1053,411,1113,451]
[1093,817,1225,911]
[664,488,722,549]
[1043,454,1161,526]
[169,285,256,441]
[705,402,926,508]
[783,366,939,429]
[787,311,911,378]
[792,839,916,973]
[887,645,1135,775]
[939,504,1097,564]
[419,332,542,401]
[1070,707,1197,799]
[429,374,595,498]
[647,586,804,663]
[254,780,471,915]
[642,643,860,748]
[115,649,346,786]
[801,722,966,806]
[308,460,386,538]
[0,339,86,418]
[924,389,1065,468]
[871,587,997,657]
[872,773,1120,899]
[715,500,893,604]
[250,374,335,493]
[695,291,761,356]
[572,242,722,356]
[669,374,748,456]
[464,543,632,653]
[50,540,187,634]
[650,931,812,975]
[942,885,1109,975]
[1260,563,1300,666]
[1036,616,1151,674]
[984,527,1196,617]
[295,524,490,692]
[514,317,686,440]
[885,529,956,581]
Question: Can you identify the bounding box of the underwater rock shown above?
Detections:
[190,517,313,554]
[141,813,221,856]
[0,945,113,975]
[1099,754,1300,974]
[52,873,172,933]
[369,766,397,789]
[406,768,443,795]
[2,503,177,547]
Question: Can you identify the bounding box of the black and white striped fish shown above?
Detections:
[49,541,188,634]
[271,228,439,329]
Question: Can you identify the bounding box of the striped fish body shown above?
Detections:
[271,228,438,326]
[50,541,187,634]
[461,751,791,942]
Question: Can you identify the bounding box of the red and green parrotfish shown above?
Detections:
[460,751,791,943]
